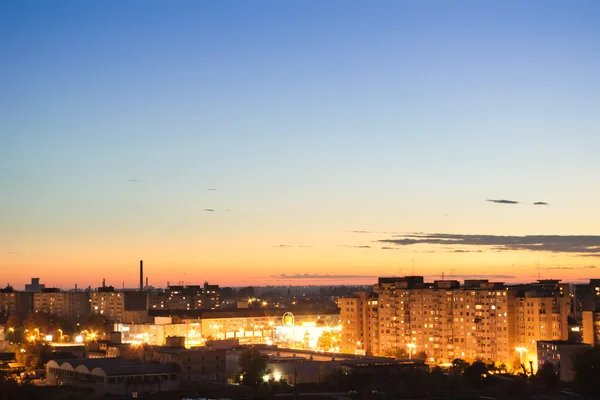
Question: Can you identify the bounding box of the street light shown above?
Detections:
[407,343,416,359]
[515,347,527,364]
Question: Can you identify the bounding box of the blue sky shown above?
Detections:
[1,1,600,287]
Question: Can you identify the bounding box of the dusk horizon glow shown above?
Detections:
[2,1,600,289]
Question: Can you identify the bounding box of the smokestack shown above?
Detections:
[102,278,105,288]
[139,260,143,291]
[146,277,148,289]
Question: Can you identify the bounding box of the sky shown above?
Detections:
[1,1,600,289]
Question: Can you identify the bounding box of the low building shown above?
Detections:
[46,358,180,396]
[226,346,427,385]
[537,340,591,382]
[144,337,226,385]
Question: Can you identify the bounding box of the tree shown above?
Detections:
[81,314,112,339]
[16,342,53,371]
[573,346,600,393]
[535,362,559,392]
[451,358,470,376]
[238,347,269,388]
[415,351,428,360]
[463,361,489,389]
[317,330,340,352]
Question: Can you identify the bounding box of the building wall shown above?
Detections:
[582,311,600,345]
[145,348,226,384]
[33,291,91,320]
[340,277,570,367]
[537,341,591,382]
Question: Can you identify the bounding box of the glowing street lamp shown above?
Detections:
[407,343,416,359]
[515,347,527,364]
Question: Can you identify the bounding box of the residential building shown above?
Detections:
[25,278,45,293]
[33,289,91,321]
[537,340,591,382]
[0,287,33,320]
[338,276,570,367]
[582,310,600,345]
[149,282,221,312]
[91,287,149,323]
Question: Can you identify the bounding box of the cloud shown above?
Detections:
[430,274,517,280]
[128,179,141,183]
[451,249,483,253]
[340,245,372,249]
[204,209,215,212]
[208,188,217,191]
[381,247,400,250]
[486,199,519,204]
[378,233,600,254]
[533,202,549,205]
[271,274,378,280]
[350,230,374,234]
[274,245,292,248]
[546,266,596,270]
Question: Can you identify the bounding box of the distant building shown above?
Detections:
[582,310,600,346]
[25,278,45,293]
[91,287,148,323]
[46,358,180,396]
[143,337,226,385]
[33,290,91,321]
[148,282,221,312]
[0,286,33,320]
[537,340,591,382]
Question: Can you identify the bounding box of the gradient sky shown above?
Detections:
[2,1,600,289]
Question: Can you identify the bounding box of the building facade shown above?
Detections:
[33,290,91,321]
[339,276,570,367]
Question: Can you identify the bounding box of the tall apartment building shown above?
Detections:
[91,286,149,323]
[339,276,569,367]
[33,289,91,321]
[149,282,220,311]
[338,292,378,355]
[507,280,570,367]
[0,286,33,320]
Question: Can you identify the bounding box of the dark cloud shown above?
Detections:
[271,274,378,280]
[451,249,483,253]
[486,199,519,204]
[378,233,600,254]
[204,209,215,212]
[546,266,596,270]
[430,274,517,280]
[380,247,400,250]
[533,202,549,205]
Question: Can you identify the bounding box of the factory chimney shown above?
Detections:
[139,260,144,291]
[146,277,148,290]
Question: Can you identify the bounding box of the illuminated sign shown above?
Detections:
[282,312,295,327]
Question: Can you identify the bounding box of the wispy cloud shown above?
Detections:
[274,244,292,248]
[340,245,372,249]
[486,199,519,204]
[207,188,217,191]
[128,179,141,183]
[378,233,600,255]
[546,266,596,270]
[533,202,549,205]
[204,209,215,212]
[428,274,517,280]
[350,230,374,234]
[271,273,378,280]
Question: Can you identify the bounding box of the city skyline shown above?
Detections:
[2,1,600,288]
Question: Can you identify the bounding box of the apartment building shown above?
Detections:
[0,287,33,319]
[33,289,91,321]
[507,280,570,367]
[149,282,221,312]
[339,292,378,355]
[339,276,569,367]
[91,287,149,323]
